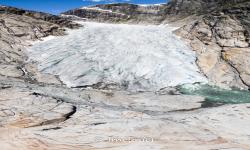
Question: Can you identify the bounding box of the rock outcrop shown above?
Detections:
[172,0,250,89]
[0,6,81,83]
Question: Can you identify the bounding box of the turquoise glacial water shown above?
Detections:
[178,84,250,104]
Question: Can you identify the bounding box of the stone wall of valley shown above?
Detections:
[174,1,250,89]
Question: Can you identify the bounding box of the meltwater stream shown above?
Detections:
[28,22,207,91]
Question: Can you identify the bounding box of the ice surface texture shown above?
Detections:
[28,22,207,91]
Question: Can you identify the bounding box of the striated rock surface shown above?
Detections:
[1,76,250,149]
[0,88,76,128]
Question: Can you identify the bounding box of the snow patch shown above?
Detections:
[139,3,165,7]
[81,7,113,13]
[80,7,126,16]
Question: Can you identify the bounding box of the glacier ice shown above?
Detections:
[27,22,207,91]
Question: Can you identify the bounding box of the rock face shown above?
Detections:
[173,0,250,89]
[62,3,166,24]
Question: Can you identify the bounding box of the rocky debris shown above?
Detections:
[62,3,166,24]
[156,87,181,95]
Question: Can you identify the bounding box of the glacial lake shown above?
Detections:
[178,84,250,104]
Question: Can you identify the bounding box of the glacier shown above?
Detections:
[27,22,207,91]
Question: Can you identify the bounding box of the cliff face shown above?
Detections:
[173,0,250,89]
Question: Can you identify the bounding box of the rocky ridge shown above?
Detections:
[62,3,167,24]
